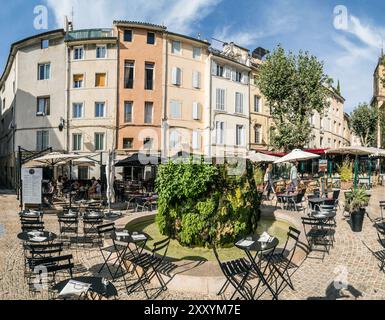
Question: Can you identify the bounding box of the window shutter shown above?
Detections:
[216,89,220,110]
[242,72,249,84]
[211,61,217,75]
[192,102,200,120]
[192,131,200,150]
[192,71,201,89]
[172,67,177,85]
[231,68,236,81]
[46,98,50,115]
[224,66,231,79]
[176,68,182,85]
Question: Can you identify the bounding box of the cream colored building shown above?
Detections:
[249,56,273,152]
[0,29,67,188]
[163,32,210,157]
[209,43,251,158]
[307,88,347,150]
[65,29,118,179]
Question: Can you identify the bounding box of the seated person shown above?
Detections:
[43,180,55,205]
[88,177,98,197]
[89,179,102,200]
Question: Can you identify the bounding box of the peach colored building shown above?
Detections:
[114,21,165,158]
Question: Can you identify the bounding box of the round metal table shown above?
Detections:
[52,276,118,300]
[17,231,57,242]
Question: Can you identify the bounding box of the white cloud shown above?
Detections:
[212,4,298,48]
[45,0,221,34]
[347,16,384,49]
[330,15,385,111]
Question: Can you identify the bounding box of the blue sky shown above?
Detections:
[1,0,385,112]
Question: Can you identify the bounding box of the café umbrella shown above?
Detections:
[274,149,320,164]
[248,152,280,163]
[33,152,84,166]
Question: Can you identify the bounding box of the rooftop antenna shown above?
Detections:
[71,6,74,28]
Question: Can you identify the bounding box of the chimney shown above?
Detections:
[64,15,73,32]
[64,16,69,32]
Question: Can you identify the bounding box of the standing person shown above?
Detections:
[264,164,276,199]
[290,161,299,192]
[56,176,63,198]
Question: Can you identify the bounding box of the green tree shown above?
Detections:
[336,80,341,95]
[257,45,331,151]
[350,103,378,147]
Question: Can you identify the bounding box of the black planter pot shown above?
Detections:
[351,208,365,232]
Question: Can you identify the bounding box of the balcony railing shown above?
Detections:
[65,29,115,41]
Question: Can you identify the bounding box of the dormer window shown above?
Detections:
[41,39,49,49]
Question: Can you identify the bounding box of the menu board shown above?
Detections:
[319,159,328,173]
[22,168,42,204]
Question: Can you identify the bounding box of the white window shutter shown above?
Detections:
[172,67,177,85]
[231,68,236,81]
[224,66,231,79]
[192,71,198,88]
[211,61,217,75]
[192,131,200,150]
[242,72,249,84]
[172,67,182,85]
[192,102,201,120]
[196,71,201,88]
[177,68,182,85]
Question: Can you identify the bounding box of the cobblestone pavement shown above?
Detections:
[1,188,385,300]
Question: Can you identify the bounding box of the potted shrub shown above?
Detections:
[345,188,370,232]
[337,158,353,190]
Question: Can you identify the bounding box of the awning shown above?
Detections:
[115,153,164,167]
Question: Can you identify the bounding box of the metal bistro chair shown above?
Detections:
[301,217,335,261]
[379,201,385,221]
[262,227,301,295]
[287,190,306,212]
[135,197,151,212]
[21,221,45,233]
[213,246,253,300]
[96,223,128,280]
[25,243,64,283]
[28,255,74,296]
[83,216,104,247]
[58,216,79,246]
[375,223,385,271]
[127,238,171,300]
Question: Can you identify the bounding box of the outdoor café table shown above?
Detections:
[20,211,43,221]
[309,210,337,222]
[111,231,149,279]
[308,197,328,211]
[17,231,57,243]
[83,211,104,219]
[52,276,118,300]
[235,235,279,300]
[276,193,297,210]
